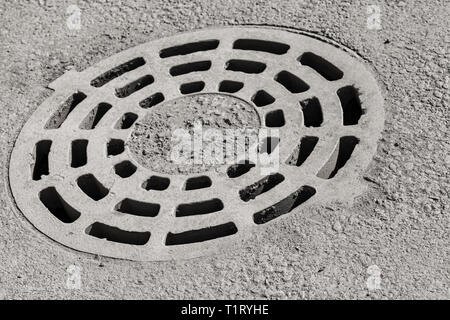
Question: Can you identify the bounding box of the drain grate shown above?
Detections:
[9,27,384,261]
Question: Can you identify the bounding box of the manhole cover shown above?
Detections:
[9,26,384,261]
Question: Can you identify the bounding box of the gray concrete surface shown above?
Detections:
[0,0,448,299]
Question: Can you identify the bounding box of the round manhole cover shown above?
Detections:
[9,26,384,261]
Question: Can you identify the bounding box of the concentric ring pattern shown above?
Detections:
[9,27,384,260]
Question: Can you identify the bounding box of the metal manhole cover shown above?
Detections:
[9,26,384,261]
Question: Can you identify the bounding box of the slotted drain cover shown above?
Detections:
[9,27,384,260]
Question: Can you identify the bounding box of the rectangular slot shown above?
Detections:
[239,173,285,202]
[39,187,81,223]
[300,97,323,127]
[114,198,160,217]
[265,109,285,127]
[184,176,212,190]
[107,139,125,156]
[114,160,137,178]
[139,92,165,109]
[176,198,224,217]
[90,57,146,87]
[115,75,154,98]
[79,103,112,129]
[233,39,290,55]
[252,90,275,107]
[115,112,138,129]
[159,40,220,58]
[32,140,52,181]
[227,161,255,178]
[71,139,88,168]
[142,176,170,191]
[225,59,266,74]
[180,81,205,94]
[85,222,150,245]
[253,185,316,224]
[317,136,359,179]
[299,52,343,81]
[77,174,109,201]
[165,222,237,246]
[337,86,363,125]
[275,71,309,93]
[45,91,87,129]
[286,136,319,167]
[218,80,244,93]
[169,60,212,76]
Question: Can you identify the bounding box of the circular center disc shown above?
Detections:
[127,93,261,174]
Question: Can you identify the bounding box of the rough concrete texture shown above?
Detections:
[0,0,448,299]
